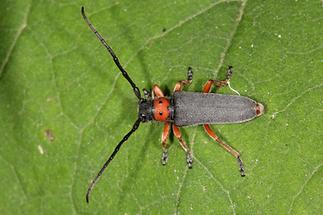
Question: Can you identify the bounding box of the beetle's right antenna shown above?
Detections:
[81,6,142,100]
[86,118,141,203]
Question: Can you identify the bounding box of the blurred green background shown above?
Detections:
[0,0,322,214]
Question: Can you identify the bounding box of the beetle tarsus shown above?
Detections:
[173,68,193,91]
[187,67,193,81]
[186,152,193,169]
[237,156,245,177]
[226,66,233,81]
[161,150,168,165]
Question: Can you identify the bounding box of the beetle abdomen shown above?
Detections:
[174,91,261,126]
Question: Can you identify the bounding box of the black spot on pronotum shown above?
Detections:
[159,112,163,115]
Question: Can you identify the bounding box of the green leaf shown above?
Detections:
[0,0,322,214]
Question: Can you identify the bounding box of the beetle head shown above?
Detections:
[138,99,153,122]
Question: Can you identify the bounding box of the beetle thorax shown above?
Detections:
[138,97,174,122]
[152,97,172,122]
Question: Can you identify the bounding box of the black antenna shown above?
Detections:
[81,6,142,100]
[86,118,141,203]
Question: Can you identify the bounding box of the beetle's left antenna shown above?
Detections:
[86,118,141,203]
[81,6,142,100]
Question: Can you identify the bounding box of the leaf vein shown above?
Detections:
[287,162,323,214]
[0,4,30,78]
[271,82,323,119]
[0,155,28,201]
[213,0,246,77]
[174,128,197,214]
[194,157,236,215]
[127,0,241,65]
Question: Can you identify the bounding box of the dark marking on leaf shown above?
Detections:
[44,129,55,142]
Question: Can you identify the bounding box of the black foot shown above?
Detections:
[161,150,168,165]
[187,67,193,81]
[186,152,193,169]
[237,156,245,177]
[226,66,233,80]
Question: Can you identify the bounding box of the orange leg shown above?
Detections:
[202,66,245,176]
[161,122,171,165]
[172,67,194,167]
[173,67,193,92]
[203,80,228,92]
[202,66,233,92]
[152,84,164,97]
[173,124,193,168]
[203,125,245,176]
[143,84,164,99]
[151,85,171,164]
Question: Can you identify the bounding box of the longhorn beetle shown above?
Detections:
[81,6,265,203]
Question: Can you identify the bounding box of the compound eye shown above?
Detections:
[159,112,163,116]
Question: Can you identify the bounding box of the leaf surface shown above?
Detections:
[0,0,322,214]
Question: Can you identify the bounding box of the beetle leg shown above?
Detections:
[152,85,171,164]
[152,85,170,164]
[202,67,245,176]
[172,124,193,168]
[152,84,165,97]
[203,124,245,177]
[173,67,193,92]
[161,122,171,165]
[202,66,233,92]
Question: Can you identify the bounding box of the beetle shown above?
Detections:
[81,6,264,203]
